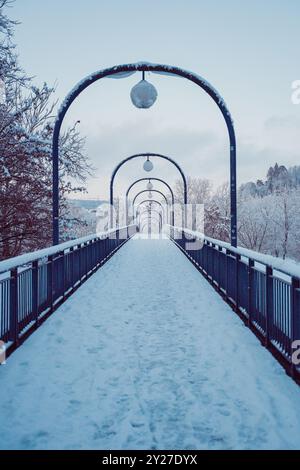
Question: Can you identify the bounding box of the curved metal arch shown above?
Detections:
[133,190,168,209]
[52,61,237,246]
[140,218,162,233]
[133,190,169,225]
[126,177,175,225]
[140,223,148,233]
[140,223,149,232]
[139,212,162,224]
[137,203,164,226]
[138,208,162,223]
[138,208,163,219]
[140,218,162,234]
[127,177,175,202]
[136,200,164,219]
[138,210,162,232]
[110,152,187,228]
[139,212,162,220]
[140,220,161,228]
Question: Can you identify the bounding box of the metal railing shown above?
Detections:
[169,226,300,381]
[0,226,136,356]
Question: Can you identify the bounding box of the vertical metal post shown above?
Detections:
[52,127,60,246]
[247,259,254,326]
[9,268,18,343]
[110,183,114,229]
[83,242,88,277]
[32,260,39,325]
[217,246,222,292]
[47,255,54,311]
[191,203,196,231]
[59,251,65,299]
[235,253,241,311]
[265,266,273,347]
[148,209,151,238]
[225,249,229,297]
[171,203,175,226]
[69,246,74,287]
[291,277,300,377]
[230,140,237,248]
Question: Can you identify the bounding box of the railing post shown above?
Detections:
[47,255,54,312]
[225,248,229,297]
[291,277,300,377]
[9,268,18,344]
[217,246,222,292]
[95,239,100,266]
[58,251,65,299]
[84,242,88,277]
[80,242,85,281]
[235,253,241,311]
[69,246,74,288]
[247,259,254,326]
[205,241,208,274]
[181,229,185,251]
[78,243,82,283]
[32,260,39,326]
[265,266,273,347]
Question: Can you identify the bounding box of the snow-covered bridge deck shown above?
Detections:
[1,236,300,450]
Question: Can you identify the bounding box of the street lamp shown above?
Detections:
[147,180,153,191]
[143,156,153,172]
[130,72,157,109]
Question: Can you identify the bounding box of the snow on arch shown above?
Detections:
[55,61,234,128]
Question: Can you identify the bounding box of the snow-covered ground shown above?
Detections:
[1,236,300,450]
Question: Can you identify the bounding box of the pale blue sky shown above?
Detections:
[11,0,300,198]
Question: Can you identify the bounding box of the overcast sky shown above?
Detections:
[11,0,300,199]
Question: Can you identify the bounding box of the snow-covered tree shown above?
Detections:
[0,1,92,259]
[207,182,230,241]
[60,200,97,241]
